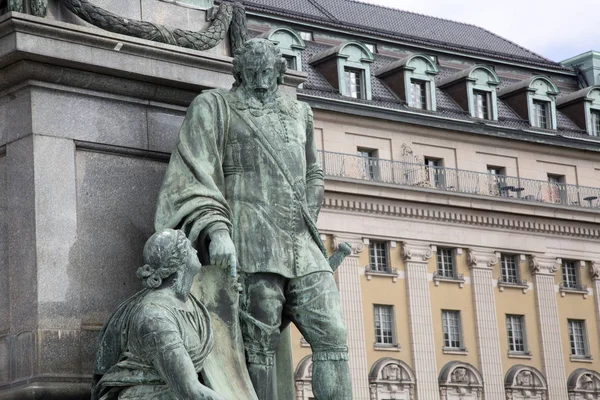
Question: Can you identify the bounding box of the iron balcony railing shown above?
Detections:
[319,151,600,209]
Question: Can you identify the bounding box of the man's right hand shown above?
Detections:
[209,230,238,277]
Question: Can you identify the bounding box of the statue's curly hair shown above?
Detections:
[232,38,287,88]
[137,229,189,289]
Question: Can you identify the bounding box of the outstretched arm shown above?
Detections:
[304,105,324,221]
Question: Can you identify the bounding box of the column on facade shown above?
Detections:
[467,248,505,400]
[590,262,600,357]
[332,235,370,400]
[401,241,439,399]
[530,255,568,399]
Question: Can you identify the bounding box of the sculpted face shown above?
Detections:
[240,52,279,102]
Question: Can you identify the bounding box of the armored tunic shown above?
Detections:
[155,89,330,278]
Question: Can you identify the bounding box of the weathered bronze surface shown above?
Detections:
[155,38,352,399]
[92,229,222,400]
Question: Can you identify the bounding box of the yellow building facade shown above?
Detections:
[244,1,600,399]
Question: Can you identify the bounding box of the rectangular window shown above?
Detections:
[442,310,462,349]
[357,148,378,180]
[410,79,427,109]
[532,100,550,129]
[425,157,444,188]
[591,110,600,137]
[506,315,526,353]
[562,260,578,289]
[568,319,588,357]
[368,241,388,272]
[282,54,297,71]
[474,90,491,119]
[487,165,507,196]
[501,254,518,283]
[344,67,363,99]
[437,248,455,278]
[299,31,313,41]
[374,305,394,345]
[547,174,568,204]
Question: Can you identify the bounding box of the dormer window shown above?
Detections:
[376,54,439,111]
[260,27,306,72]
[532,100,550,129]
[344,67,364,99]
[410,79,427,109]
[310,41,374,100]
[438,65,500,120]
[557,86,600,137]
[474,90,491,119]
[499,75,559,130]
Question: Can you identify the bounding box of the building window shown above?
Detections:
[474,90,491,119]
[283,54,298,71]
[506,315,527,353]
[591,110,600,137]
[368,240,388,272]
[410,79,428,109]
[568,319,589,357]
[562,260,579,289]
[487,165,507,196]
[425,157,444,188]
[547,174,568,204]
[364,43,376,53]
[437,248,455,278]
[299,31,313,41]
[442,310,463,349]
[501,254,518,283]
[532,100,550,129]
[357,148,378,180]
[344,67,364,99]
[374,305,395,345]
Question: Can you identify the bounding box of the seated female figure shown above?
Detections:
[93,229,223,400]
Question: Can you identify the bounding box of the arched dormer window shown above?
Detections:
[259,27,306,72]
[499,75,559,130]
[376,54,439,111]
[557,85,600,137]
[505,365,548,399]
[294,355,314,400]
[368,358,416,399]
[438,361,483,400]
[310,41,374,100]
[439,65,501,120]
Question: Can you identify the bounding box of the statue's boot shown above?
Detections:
[312,360,353,400]
[247,363,277,400]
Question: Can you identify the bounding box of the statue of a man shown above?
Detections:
[155,38,352,399]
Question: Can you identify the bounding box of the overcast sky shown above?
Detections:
[361,0,599,62]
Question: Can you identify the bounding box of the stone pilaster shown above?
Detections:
[530,255,568,399]
[467,248,505,400]
[332,235,370,400]
[590,262,600,352]
[401,241,439,400]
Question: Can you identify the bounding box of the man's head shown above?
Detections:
[232,38,287,102]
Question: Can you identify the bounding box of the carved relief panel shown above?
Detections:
[368,358,415,400]
[568,369,600,400]
[504,365,548,400]
[439,362,483,400]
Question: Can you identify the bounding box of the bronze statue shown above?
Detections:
[92,229,221,400]
[155,38,352,399]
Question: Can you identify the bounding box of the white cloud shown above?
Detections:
[361,0,600,61]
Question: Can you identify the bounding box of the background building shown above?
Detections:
[0,0,599,399]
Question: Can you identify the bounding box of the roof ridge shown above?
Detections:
[317,0,559,65]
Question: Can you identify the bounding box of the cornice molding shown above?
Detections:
[530,255,561,276]
[321,195,600,240]
[467,248,498,270]
[401,241,433,263]
[332,234,365,256]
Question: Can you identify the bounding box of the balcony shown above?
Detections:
[319,151,600,209]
